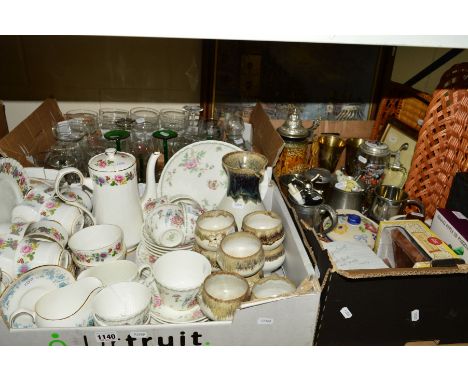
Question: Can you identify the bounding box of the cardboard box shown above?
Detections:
[0,99,62,167]
[431,209,468,262]
[274,179,468,345]
[249,102,374,172]
[0,184,321,346]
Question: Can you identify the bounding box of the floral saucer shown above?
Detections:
[157,141,243,211]
[0,158,31,224]
[0,265,75,328]
[150,293,207,324]
[135,242,160,268]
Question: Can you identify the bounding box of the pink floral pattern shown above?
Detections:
[92,171,135,187]
[73,241,123,264]
[34,226,65,242]
[25,191,46,205]
[0,159,30,196]
[96,159,115,168]
[40,199,60,217]
[0,237,18,251]
[16,240,40,273]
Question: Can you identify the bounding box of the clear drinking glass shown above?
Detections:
[132,118,155,183]
[225,111,246,149]
[98,108,129,133]
[63,109,98,137]
[130,107,160,134]
[160,109,186,133]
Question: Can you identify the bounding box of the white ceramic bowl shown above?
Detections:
[68,224,125,267]
[251,275,296,300]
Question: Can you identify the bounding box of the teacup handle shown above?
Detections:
[9,308,36,328]
[318,204,338,235]
[54,168,96,226]
[58,250,71,270]
[138,264,152,279]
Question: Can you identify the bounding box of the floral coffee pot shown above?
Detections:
[218,151,268,229]
[54,148,160,251]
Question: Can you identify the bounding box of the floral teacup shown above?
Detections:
[25,220,69,248]
[147,204,186,247]
[12,197,84,236]
[0,234,19,281]
[14,237,70,276]
[68,224,126,270]
[0,222,30,239]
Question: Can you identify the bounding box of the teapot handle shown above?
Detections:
[54,168,96,225]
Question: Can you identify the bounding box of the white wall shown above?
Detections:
[3,101,193,131]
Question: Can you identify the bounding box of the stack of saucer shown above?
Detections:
[137,228,193,267]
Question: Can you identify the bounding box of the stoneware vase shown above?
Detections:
[218,151,268,229]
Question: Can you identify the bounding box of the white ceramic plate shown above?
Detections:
[157,141,242,211]
[0,265,75,328]
[150,293,207,324]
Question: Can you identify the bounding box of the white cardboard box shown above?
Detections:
[0,184,320,346]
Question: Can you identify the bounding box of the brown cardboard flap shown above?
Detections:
[0,102,8,139]
[0,98,62,166]
[250,103,284,167]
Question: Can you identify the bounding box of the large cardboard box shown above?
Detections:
[302,215,468,345]
[0,183,321,346]
[272,171,468,345]
[0,99,62,167]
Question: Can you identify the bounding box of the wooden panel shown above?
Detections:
[0,36,201,103]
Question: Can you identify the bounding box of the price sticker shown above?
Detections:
[340,307,353,319]
[232,201,244,209]
[411,309,420,322]
[95,331,118,343]
[234,138,244,145]
[358,155,367,164]
[130,331,148,338]
[257,317,274,325]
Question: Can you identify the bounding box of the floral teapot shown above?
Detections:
[54,148,160,251]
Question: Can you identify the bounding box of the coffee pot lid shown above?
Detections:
[277,107,309,140]
[360,140,390,157]
[89,148,135,172]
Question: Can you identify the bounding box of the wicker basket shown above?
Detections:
[404,87,468,219]
[371,82,431,140]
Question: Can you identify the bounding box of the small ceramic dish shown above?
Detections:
[241,211,285,251]
[251,275,296,300]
